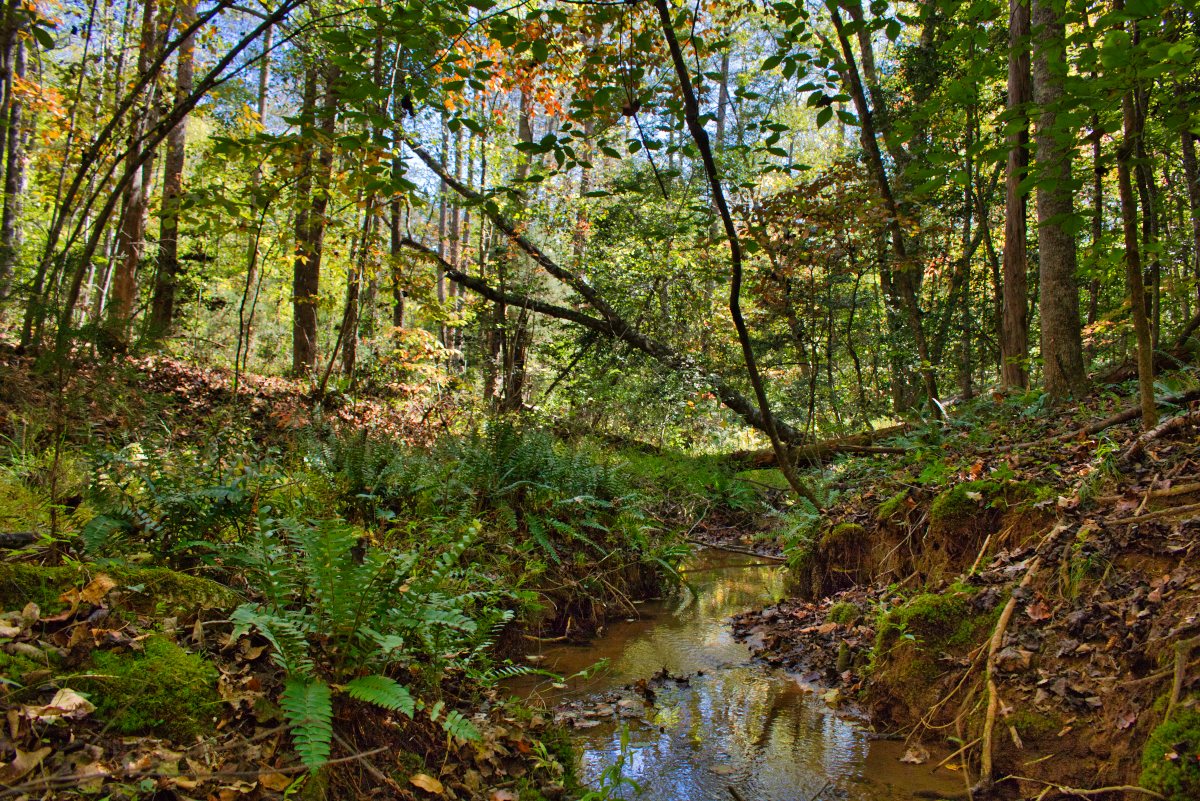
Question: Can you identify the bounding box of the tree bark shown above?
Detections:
[148,0,196,341]
[1181,130,1200,307]
[106,0,160,350]
[0,36,25,300]
[1119,94,1157,430]
[1031,0,1087,400]
[1000,0,1031,389]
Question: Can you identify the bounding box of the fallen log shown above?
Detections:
[723,422,910,469]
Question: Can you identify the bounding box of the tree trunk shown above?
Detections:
[1183,131,1200,306]
[1031,0,1087,400]
[0,37,25,300]
[147,0,196,341]
[654,0,820,507]
[235,21,271,379]
[291,64,321,375]
[1119,92,1157,430]
[1000,0,1031,389]
[106,0,159,350]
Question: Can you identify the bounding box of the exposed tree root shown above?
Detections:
[1121,409,1200,463]
[978,555,1043,792]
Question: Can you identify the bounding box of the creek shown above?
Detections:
[511,549,965,801]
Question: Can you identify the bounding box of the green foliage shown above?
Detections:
[231,516,495,770]
[1141,709,1200,801]
[0,562,239,616]
[280,677,334,771]
[82,437,283,563]
[84,635,219,739]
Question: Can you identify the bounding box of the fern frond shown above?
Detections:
[440,709,481,742]
[281,677,334,771]
[344,675,416,717]
[231,605,315,676]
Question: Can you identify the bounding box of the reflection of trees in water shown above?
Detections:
[571,556,869,800]
[578,669,867,801]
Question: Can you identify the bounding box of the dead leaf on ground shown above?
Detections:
[60,574,117,608]
[259,771,293,791]
[900,745,929,764]
[410,773,445,794]
[25,688,96,721]
[0,746,52,783]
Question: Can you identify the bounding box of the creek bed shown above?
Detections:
[510,549,965,801]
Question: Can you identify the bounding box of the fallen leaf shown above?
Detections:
[900,745,929,764]
[490,791,517,801]
[60,574,117,607]
[25,688,95,721]
[260,771,293,791]
[0,746,52,783]
[411,773,445,794]
[1025,598,1052,622]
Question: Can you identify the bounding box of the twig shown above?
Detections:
[931,737,982,774]
[1121,410,1200,463]
[685,538,786,562]
[1109,502,1200,525]
[1166,637,1200,722]
[1000,775,1165,799]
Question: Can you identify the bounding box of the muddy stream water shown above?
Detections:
[509,550,965,801]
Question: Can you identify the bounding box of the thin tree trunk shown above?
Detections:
[654,0,820,507]
[1000,0,1031,389]
[1183,131,1200,306]
[291,64,320,375]
[1119,92,1157,430]
[0,37,25,300]
[106,0,160,350]
[148,0,196,341]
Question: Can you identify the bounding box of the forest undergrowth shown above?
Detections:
[0,351,753,801]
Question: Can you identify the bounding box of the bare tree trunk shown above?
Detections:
[827,4,940,414]
[0,37,25,300]
[291,64,322,376]
[1183,131,1200,307]
[234,22,271,383]
[148,0,195,341]
[1032,0,1087,400]
[106,0,160,350]
[1119,92,1157,430]
[1000,0,1031,389]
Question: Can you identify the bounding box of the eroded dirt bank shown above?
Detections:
[732,392,1200,800]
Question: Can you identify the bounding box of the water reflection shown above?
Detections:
[511,551,964,801]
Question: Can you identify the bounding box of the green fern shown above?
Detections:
[344,675,415,717]
[280,677,334,771]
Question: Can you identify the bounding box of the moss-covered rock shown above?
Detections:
[0,563,239,615]
[82,634,220,739]
[1141,709,1200,801]
[822,522,867,549]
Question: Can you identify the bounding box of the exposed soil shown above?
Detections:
[731,387,1200,799]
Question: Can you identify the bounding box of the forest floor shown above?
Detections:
[730,379,1200,800]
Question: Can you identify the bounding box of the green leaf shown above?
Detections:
[345,675,416,717]
[816,106,834,128]
[281,678,333,771]
[532,39,549,63]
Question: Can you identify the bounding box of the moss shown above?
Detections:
[828,601,859,625]
[1007,709,1062,741]
[821,522,866,549]
[0,563,239,615]
[928,480,1039,538]
[1141,709,1200,801]
[875,490,909,522]
[0,648,54,686]
[82,634,219,739]
[871,586,998,669]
